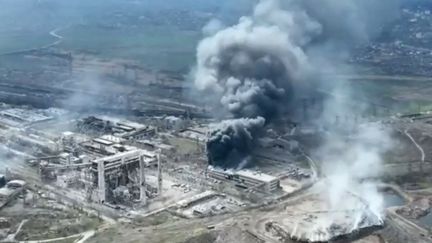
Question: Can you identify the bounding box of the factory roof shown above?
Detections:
[100,135,125,144]
[179,129,207,142]
[93,138,114,146]
[208,166,277,183]
[0,108,53,124]
[59,152,70,158]
[93,150,142,163]
[7,180,26,188]
[177,191,217,208]
[164,116,182,122]
[141,149,157,158]
[62,131,74,137]
[235,170,278,183]
[207,166,235,175]
[0,188,14,197]
[116,120,145,130]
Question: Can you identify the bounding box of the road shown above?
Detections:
[405,129,425,162]
[386,209,431,243]
[42,27,66,48]
[299,147,319,178]
[3,219,28,242]
[0,26,66,56]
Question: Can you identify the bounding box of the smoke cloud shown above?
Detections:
[207,117,265,169]
[315,124,393,231]
[194,0,400,121]
[202,19,225,36]
[196,0,400,231]
[299,0,400,46]
[194,0,318,120]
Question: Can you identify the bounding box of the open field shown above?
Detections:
[58,25,200,72]
[0,190,102,242]
[0,30,55,55]
[323,74,432,115]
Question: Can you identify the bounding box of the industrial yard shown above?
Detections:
[2,0,432,243]
[2,98,432,242]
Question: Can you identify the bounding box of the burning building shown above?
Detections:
[196,0,399,167]
[206,117,265,169]
[194,0,398,239]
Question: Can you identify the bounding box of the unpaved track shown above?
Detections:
[0,26,66,56]
[405,129,425,162]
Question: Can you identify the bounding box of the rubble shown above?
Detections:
[264,192,385,242]
[397,197,431,219]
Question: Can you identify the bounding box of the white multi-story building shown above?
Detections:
[207,166,280,193]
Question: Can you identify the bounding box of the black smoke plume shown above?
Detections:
[194,0,400,119]
[194,5,316,120]
[197,0,401,169]
[207,117,265,169]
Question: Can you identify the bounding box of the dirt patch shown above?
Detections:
[133,211,179,227]
[397,197,432,220]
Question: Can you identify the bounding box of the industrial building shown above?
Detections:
[207,166,280,193]
[77,116,156,140]
[91,149,161,204]
[0,108,53,127]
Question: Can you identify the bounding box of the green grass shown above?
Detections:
[0,30,55,54]
[15,213,101,241]
[58,25,200,71]
[133,211,177,227]
[87,227,120,243]
[42,236,81,243]
[342,76,432,115]
[0,54,51,71]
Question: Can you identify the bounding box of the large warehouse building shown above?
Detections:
[207,166,280,193]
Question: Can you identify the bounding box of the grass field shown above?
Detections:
[0,30,56,54]
[1,21,432,115]
[58,25,201,71]
[322,73,432,115]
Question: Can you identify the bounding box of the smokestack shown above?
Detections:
[139,154,147,205]
[157,153,162,196]
[97,160,106,204]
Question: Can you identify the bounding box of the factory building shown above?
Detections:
[81,135,138,156]
[178,127,208,143]
[207,166,280,193]
[235,170,280,192]
[77,116,156,140]
[92,149,162,204]
[163,116,188,131]
[0,108,53,127]
[92,150,142,203]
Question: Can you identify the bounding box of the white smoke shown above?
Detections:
[202,18,225,36]
[193,0,400,120]
[195,0,399,230]
[318,124,392,225]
